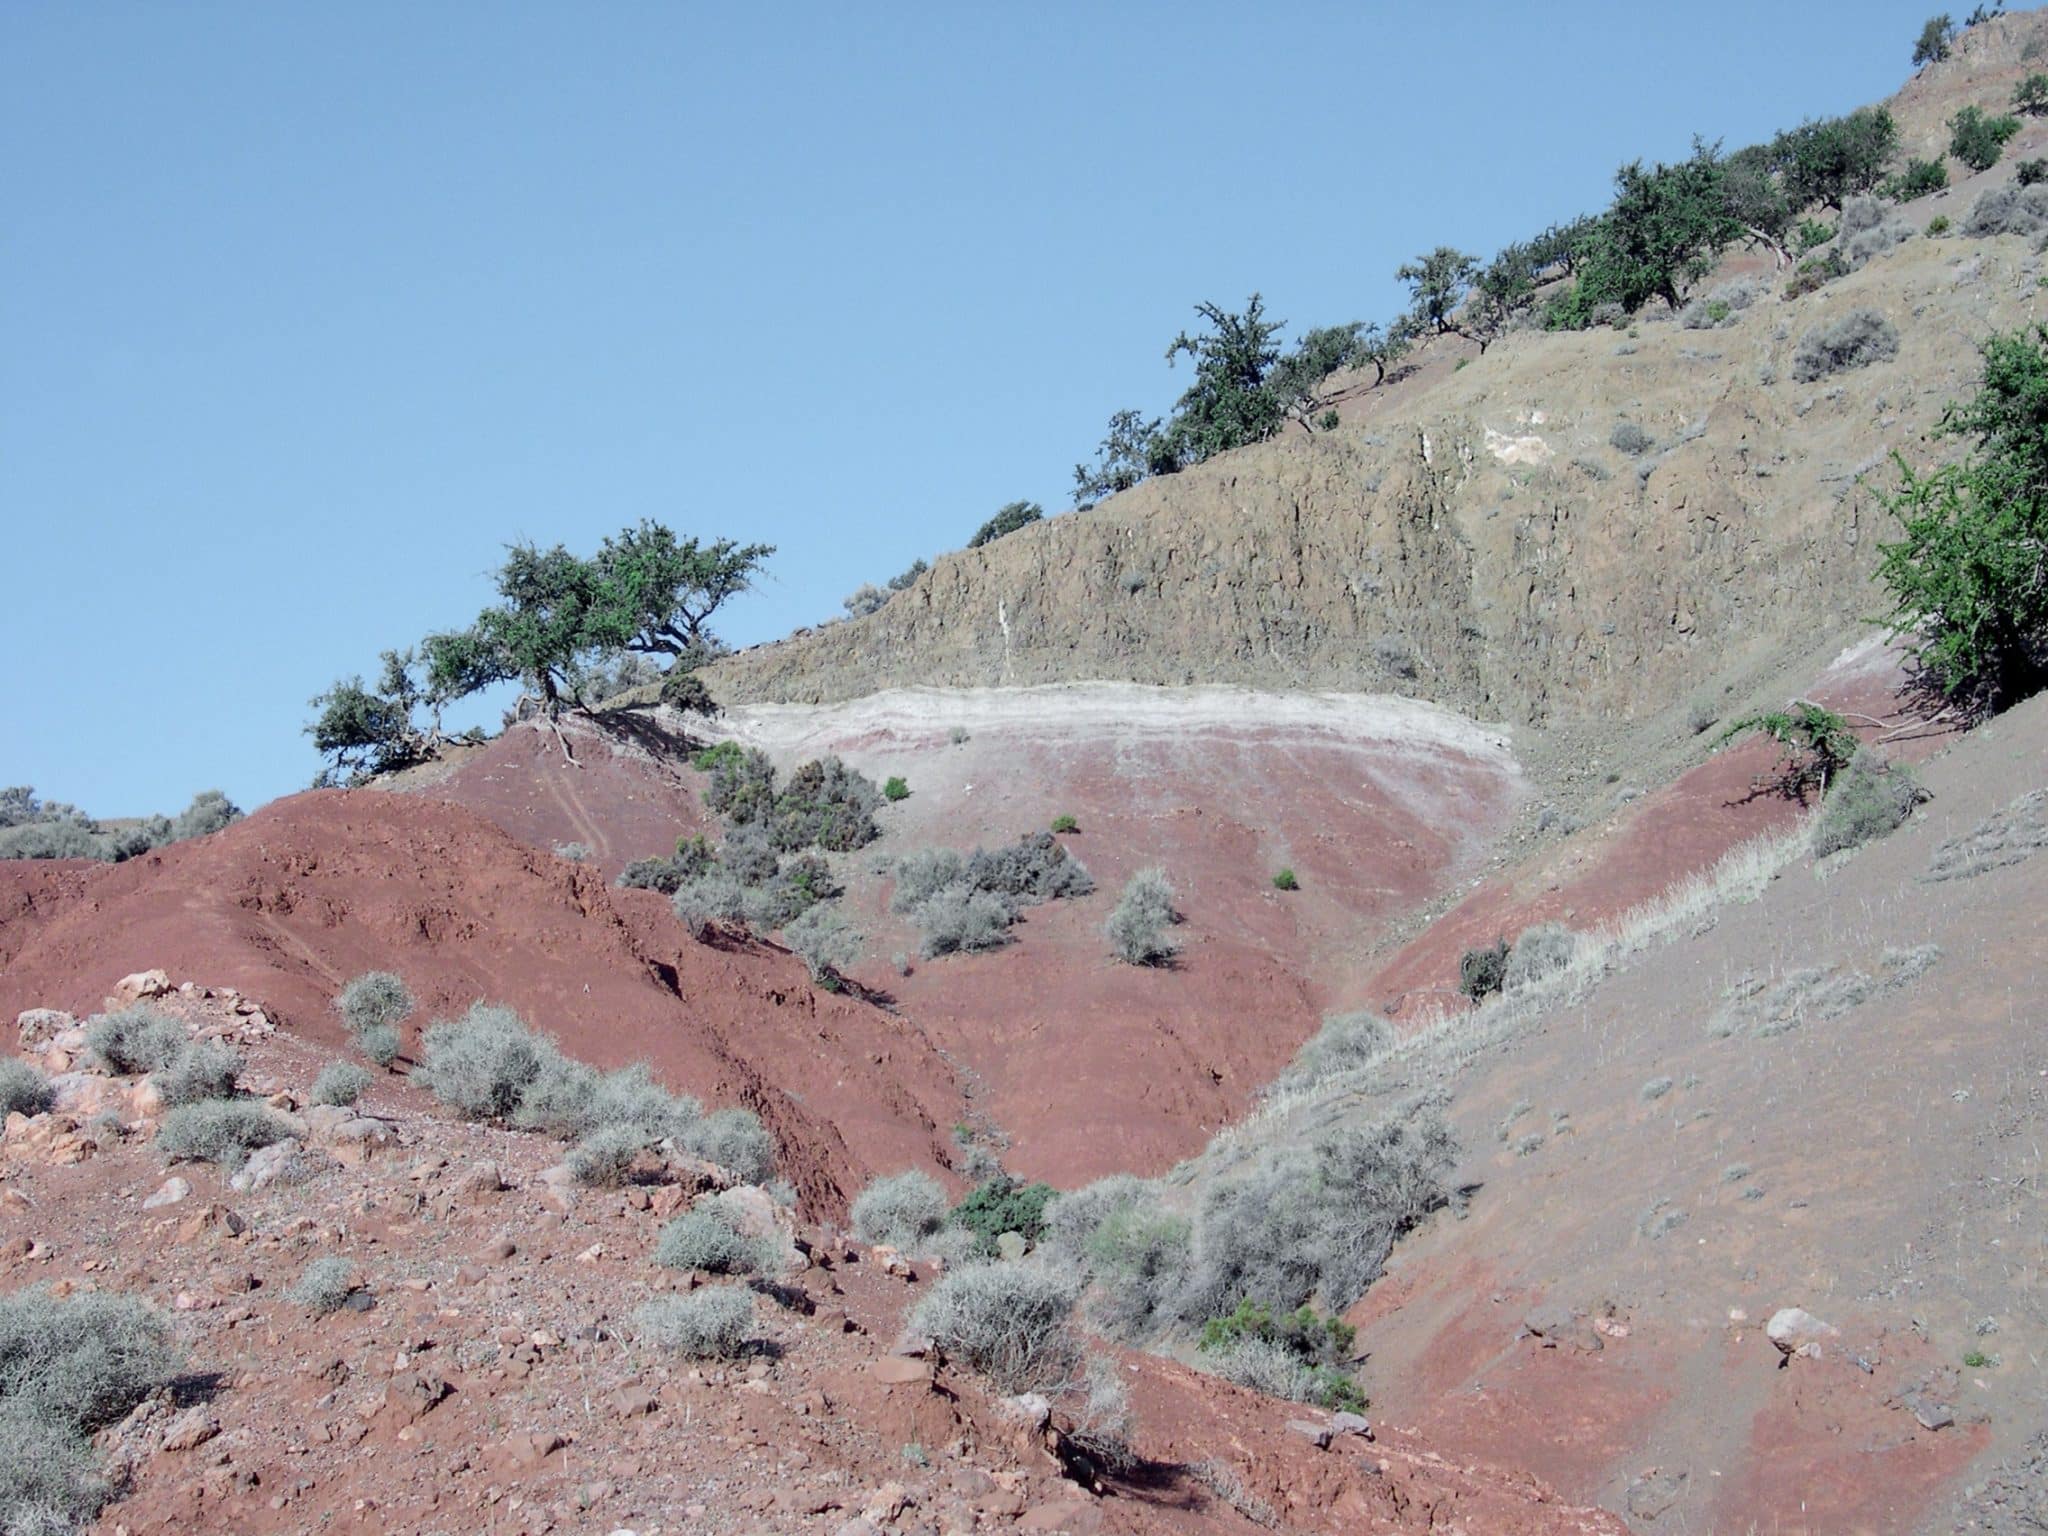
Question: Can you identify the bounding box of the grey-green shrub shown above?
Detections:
[1081,1196,1191,1340]
[655,1202,765,1275]
[785,904,862,985]
[1176,1105,1455,1327]
[0,1058,55,1119]
[309,1061,372,1108]
[414,1003,551,1121]
[289,1257,357,1315]
[335,972,414,1035]
[523,1060,700,1143]
[155,1099,289,1170]
[910,1260,1081,1394]
[567,1123,649,1187]
[85,1006,186,1075]
[1815,750,1926,856]
[1270,1011,1393,1094]
[153,1040,242,1107]
[1791,308,1900,383]
[632,1288,753,1358]
[356,1022,401,1068]
[851,1170,948,1250]
[506,1051,600,1137]
[915,886,1017,958]
[0,1399,108,1536]
[674,869,750,938]
[1106,868,1177,966]
[0,1285,178,1431]
[1610,420,1653,455]
[1503,923,1580,991]
[681,1107,775,1183]
[890,849,966,913]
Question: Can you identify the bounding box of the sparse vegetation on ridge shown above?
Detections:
[0,785,242,863]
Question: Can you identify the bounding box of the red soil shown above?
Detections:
[0,790,963,1217]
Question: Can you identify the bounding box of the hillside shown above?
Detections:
[8,14,2048,1536]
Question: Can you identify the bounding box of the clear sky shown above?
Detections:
[3,2,1948,814]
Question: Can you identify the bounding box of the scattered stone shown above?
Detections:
[1626,1467,1688,1521]
[143,1177,192,1210]
[1286,1419,1334,1450]
[230,1138,305,1193]
[114,970,174,1003]
[1330,1411,1373,1439]
[996,1393,1050,1430]
[16,1009,74,1051]
[1906,1394,1955,1431]
[872,1356,934,1389]
[1766,1307,1838,1361]
[457,1161,506,1198]
[159,1408,221,1452]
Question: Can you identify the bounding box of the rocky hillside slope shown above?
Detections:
[707,11,2048,746]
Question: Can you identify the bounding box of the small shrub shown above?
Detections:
[1793,218,1835,252]
[1051,814,1079,834]
[655,1201,766,1275]
[1609,420,1653,455]
[967,500,1043,548]
[2016,72,2048,116]
[553,841,593,862]
[703,744,778,825]
[155,1099,288,1169]
[1790,308,1900,382]
[1079,1195,1190,1340]
[1640,1076,1674,1102]
[1951,105,2022,173]
[0,1285,178,1432]
[335,972,414,1035]
[681,1106,776,1183]
[1503,923,1579,991]
[153,1040,242,1107]
[0,1399,108,1536]
[1928,213,1953,235]
[618,855,688,893]
[1459,939,1511,1001]
[1813,750,1927,856]
[1882,157,1949,201]
[910,1260,1080,1393]
[659,667,717,715]
[1961,181,2048,236]
[949,725,971,745]
[784,904,862,989]
[414,1003,550,1121]
[632,1288,753,1358]
[963,831,1095,904]
[0,1058,55,1118]
[1271,867,1298,891]
[1784,248,1850,299]
[309,1061,372,1108]
[567,1123,649,1186]
[289,1257,357,1315]
[768,756,884,853]
[356,1022,401,1067]
[883,776,909,802]
[949,1174,1058,1254]
[85,1006,186,1075]
[1271,1011,1393,1094]
[915,886,1017,958]
[852,1169,949,1250]
[1106,868,1177,966]
[673,868,750,938]
[1066,1356,1137,1474]
[1199,1299,1365,1410]
[2020,158,2048,188]
[890,848,965,913]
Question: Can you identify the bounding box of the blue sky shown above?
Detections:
[3,2,1944,814]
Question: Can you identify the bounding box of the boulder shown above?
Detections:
[114,970,173,1003]
[871,1356,934,1388]
[230,1138,305,1193]
[995,1231,1029,1262]
[1766,1307,1838,1360]
[16,1010,73,1052]
[143,1177,192,1210]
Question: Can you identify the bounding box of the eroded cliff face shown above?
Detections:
[711,10,2048,728]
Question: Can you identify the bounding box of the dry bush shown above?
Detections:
[851,1170,948,1251]
[309,1061,372,1108]
[1924,788,2048,880]
[1106,868,1177,966]
[153,1040,242,1107]
[911,1260,1081,1394]
[655,1201,767,1275]
[0,1058,55,1119]
[155,1099,289,1169]
[335,972,414,1035]
[289,1258,357,1315]
[1791,308,1899,382]
[633,1288,753,1358]
[1813,750,1925,857]
[85,1006,185,1075]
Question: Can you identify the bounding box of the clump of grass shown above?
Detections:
[155,1099,289,1170]
[0,1059,56,1119]
[1271,868,1299,892]
[289,1257,357,1315]
[655,1201,767,1275]
[910,1259,1080,1394]
[1640,1076,1674,1103]
[153,1040,242,1107]
[1051,814,1079,834]
[883,776,910,802]
[851,1170,948,1252]
[85,1006,186,1075]
[566,1123,650,1187]
[632,1289,753,1359]
[309,1061,372,1108]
